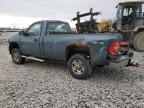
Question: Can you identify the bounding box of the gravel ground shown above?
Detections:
[0,32,144,108]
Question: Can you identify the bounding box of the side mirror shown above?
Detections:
[19,31,26,36]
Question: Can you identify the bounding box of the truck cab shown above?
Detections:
[115,1,144,31]
[17,21,71,58]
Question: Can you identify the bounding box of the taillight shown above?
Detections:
[108,41,129,55]
[108,41,120,55]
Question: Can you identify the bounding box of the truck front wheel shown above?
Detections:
[11,48,25,64]
[68,54,92,79]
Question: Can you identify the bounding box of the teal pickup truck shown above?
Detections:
[8,20,133,79]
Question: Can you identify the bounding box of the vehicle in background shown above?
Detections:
[113,0,144,52]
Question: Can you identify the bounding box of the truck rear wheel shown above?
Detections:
[68,54,92,79]
[133,32,144,52]
[11,48,25,64]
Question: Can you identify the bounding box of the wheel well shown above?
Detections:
[66,45,91,61]
[9,42,19,54]
[137,28,144,34]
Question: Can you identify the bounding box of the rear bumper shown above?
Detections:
[107,49,134,63]
[108,55,129,63]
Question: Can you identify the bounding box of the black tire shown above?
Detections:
[133,32,144,52]
[11,48,25,64]
[68,54,92,79]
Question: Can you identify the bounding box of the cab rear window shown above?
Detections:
[47,22,70,33]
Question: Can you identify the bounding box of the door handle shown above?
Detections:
[34,39,39,42]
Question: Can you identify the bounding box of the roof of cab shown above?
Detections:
[42,20,68,23]
[119,0,144,4]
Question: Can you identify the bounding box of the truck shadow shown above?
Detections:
[91,65,143,83]
[91,66,127,82]
[25,60,143,83]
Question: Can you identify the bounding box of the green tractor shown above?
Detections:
[113,0,144,52]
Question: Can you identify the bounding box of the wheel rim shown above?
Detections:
[13,51,20,62]
[71,59,85,75]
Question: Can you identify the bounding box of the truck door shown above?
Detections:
[43,22,71,59]
[19,22,42,56]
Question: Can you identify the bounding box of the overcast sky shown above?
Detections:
[0,0,120,28]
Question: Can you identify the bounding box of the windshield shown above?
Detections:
[122,4,140,16]
[121,3,144,18]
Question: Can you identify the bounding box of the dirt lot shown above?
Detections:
[0,32,144,108]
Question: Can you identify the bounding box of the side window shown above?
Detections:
[117,6,122,19]
[129,8,133,15]
[142,4,144,13]
[47,22,70,33]
[27,22,41,36]
[123,8,129,16]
